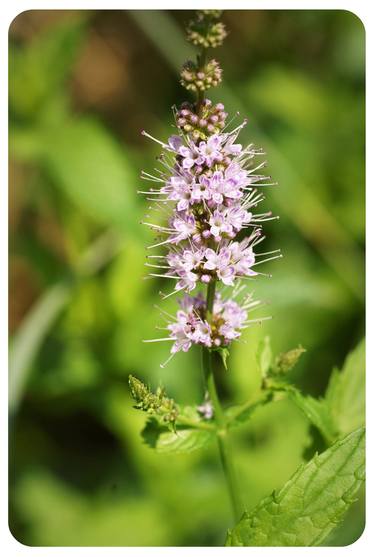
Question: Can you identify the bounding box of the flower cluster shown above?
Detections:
[186,10,227,48]
[176,99,227,140]
[180,59,222,93]
[166,293,253,354]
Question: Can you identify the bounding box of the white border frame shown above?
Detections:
[3,1,372,555]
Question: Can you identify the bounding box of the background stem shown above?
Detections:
[202,280,244,523]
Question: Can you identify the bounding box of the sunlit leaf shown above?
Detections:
[226,427,365,546]
[325,339,365,436]
[142,418,215,454]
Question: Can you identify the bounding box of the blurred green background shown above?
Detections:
[9,10,365,546]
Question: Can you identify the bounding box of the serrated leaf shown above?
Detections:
[226,427,365,547]
[264,381,337,444]
[325,339,365,436]
[286,387,337,445]
[142,418,215,454]
[256,336,272,377]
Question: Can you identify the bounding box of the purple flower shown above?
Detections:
[204,247,236,285]
[179,141,204,169]
[197,397,214,419]
[197,135,223,167]
[209,209,233,238]
[171,214,196,242]
[163,293,251,355]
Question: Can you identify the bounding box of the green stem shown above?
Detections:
[202,280,244,523]
[196,47,208,114]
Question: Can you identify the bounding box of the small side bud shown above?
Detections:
[129,374,149,405]
[128,374,179,425]
[272,346,306,375]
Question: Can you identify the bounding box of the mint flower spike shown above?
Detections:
[140,113,281,299]
[135,9,283,526]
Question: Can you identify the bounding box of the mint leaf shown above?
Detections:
[226,427,365,546]
[142,418,215,454]
[225,392,273,429]
[325,339,365,437]
[286,387,337,445]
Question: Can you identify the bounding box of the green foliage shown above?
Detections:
[226,427,365,546]
[42,118,140,233]
[9,19,86,118]
[325,339,365,436]
[225,393,272,428]
[284,387,336,445]
[260,339,364,445]
[142,418,215,454]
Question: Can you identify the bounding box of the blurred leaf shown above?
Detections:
[325,339,365,436]
[226,427,365,546]
[9,231,123,412]
[246,67,329,133]
[256,336,272,378]
[9,19,85,118]
[142,418,215,454]
[9,283,70,412]
[12,471,171,546]
[41,117,141,234]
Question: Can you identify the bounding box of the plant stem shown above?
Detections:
[202,280,244,523]
[196,47,207,114]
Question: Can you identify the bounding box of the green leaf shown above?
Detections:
[225,392,273,429]
[142,418,215,454]
[325,339,365,436]
[9,230,122,413]
[41,117,141,234]
[256,336,272,378]
[9,19,86,118]
[226,427,365,546]
[286,387,337,445]
[9,283,70,412]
